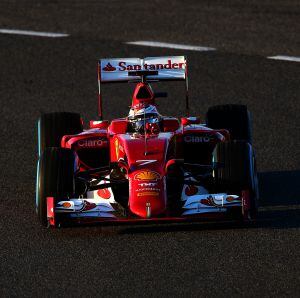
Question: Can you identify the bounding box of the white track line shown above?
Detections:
[0,28,69,38]
[268,55,300,62]
[126,41,216,51]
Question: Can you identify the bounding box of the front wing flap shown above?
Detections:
[47,191,248,227]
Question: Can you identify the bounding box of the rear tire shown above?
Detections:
[213,141,258,219]
[206,104,252,143]
[38,112,83,156]
[36,148,75,226]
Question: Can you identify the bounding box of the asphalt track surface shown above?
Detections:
[0,1,299,297]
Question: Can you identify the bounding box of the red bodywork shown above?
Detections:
[41,56,256,227]
[59,81,231,219]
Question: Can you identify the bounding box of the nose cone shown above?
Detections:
[130,194,166,218]
[129,171,166,218]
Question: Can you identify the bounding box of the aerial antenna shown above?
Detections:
[185,57,189,116]
[97,62,103,120]
[144,105,148,156]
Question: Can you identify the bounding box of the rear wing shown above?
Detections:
[97,56,188,118]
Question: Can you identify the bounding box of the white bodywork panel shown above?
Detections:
[181,174,242,215]
[55,177,117,218]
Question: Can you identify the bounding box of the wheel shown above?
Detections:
[36,147,76,226]
[38,112,83,156]
[166,166,184,215]
[206,104,252,143]
[110,166,129,209]
[213,140,258,219]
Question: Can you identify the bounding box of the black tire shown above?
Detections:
[36,147,75,226]
[166,167,184,215]
[206,104,252,143]
[213,141,258,218]
[38,112,83,156]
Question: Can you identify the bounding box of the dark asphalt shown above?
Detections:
[0,1,299,297]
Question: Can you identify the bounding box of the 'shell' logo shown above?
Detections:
[134,171,161,181]
[102,63,116,71]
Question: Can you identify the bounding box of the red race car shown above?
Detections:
[36,56,259,227]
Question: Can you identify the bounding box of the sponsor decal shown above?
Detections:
[78,139,107,147]
[138,182,157,187]
[97,188,111,200]
[136,187,160,192]
[134,171,161,181]
[137,192,159,197]
[102,59,185,72]
[82,201,97,211]
[102,63,116,71]
[184,135,212,143]
[185,185,198,196]
[201,195,222,207]
[62,202,72,208]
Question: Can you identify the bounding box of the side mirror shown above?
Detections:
[154,92,168,98]
[89,120,109,129]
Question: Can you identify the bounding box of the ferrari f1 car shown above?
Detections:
[36,56,259,227]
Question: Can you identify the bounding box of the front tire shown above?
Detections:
[206,104,252,143]
[213,141,258,219]
[36,148,75,226]
[38,112,83,156]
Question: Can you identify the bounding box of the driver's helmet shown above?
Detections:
[128,105,161,133]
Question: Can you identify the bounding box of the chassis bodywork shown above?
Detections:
[38,56,257,227]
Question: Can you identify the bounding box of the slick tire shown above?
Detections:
[36,147,75,227]
[38,112,83,156]
[206,104,252,143]
[213,141,258,218]
[166,168,184,215]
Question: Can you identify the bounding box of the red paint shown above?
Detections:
[83,201,97,211]
[116,133,173,218]
[185,185,198,196]
[89,120,109,129]
[181,117,201,126]
[241,190,251,220]
[162,117,180,132]
[97,188,111,199]
[46,197,55,226]
[102,63,116,71]
[56,65,234,221]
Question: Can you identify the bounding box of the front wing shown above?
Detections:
[46,190,251,227]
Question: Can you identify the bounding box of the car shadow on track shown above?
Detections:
[258,170,300,207]
[118,170,300,234]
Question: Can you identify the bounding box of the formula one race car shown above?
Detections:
[36,56,259,227]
